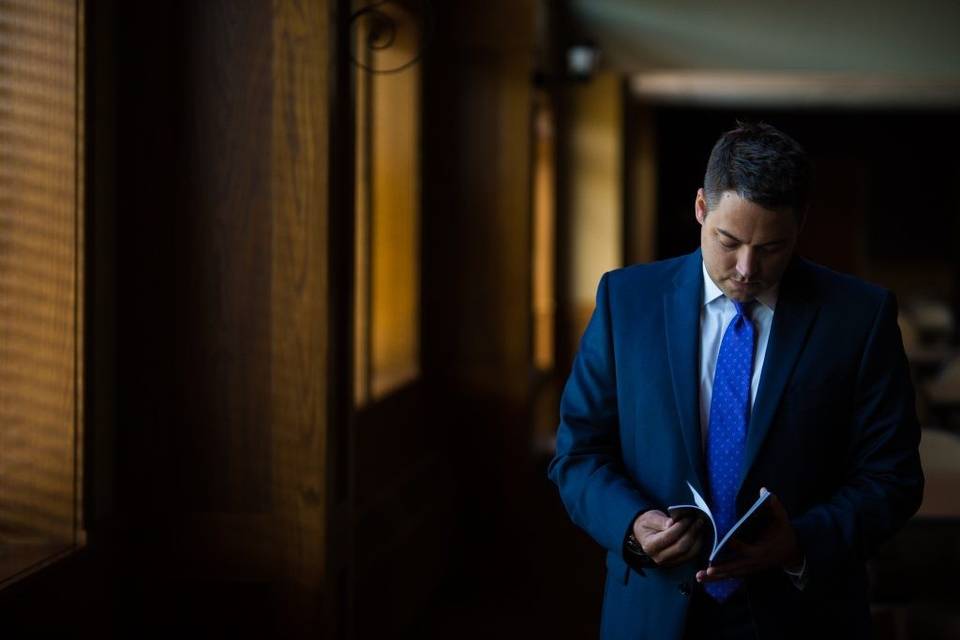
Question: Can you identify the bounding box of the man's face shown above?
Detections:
[695,189,799,302]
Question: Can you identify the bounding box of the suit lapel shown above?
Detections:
[737,257,819,498]
[663,250,707,495]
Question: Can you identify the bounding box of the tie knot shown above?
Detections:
[732,299,753,317]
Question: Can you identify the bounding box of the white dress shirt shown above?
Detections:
[698,262,807,586]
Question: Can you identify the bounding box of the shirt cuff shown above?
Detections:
[783,555,808,590]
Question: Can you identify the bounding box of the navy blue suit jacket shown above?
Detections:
[548,249,923,639]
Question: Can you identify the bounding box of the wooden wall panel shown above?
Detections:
[345,2,539,635]
[423,0,536,402]
[419,0,538,580]
[0,0,335,635]
[173,0,274,515]
[269,0,330,632]
[625,100,658,265]
[110,1,332,635]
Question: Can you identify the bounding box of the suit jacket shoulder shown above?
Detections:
[603,251,699,301]
[788,257,895,330]
[795,257,888,302]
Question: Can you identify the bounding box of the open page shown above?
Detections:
[667,483,773,563]
[712,488,771,562]
[667,482,717,560]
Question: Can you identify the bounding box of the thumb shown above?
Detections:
[763,488,789,520]
[638,509,672,532]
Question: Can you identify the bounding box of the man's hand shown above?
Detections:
[696,489,802,583]
[633,510,706,567]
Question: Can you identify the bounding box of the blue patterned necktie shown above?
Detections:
[705,299,755,602]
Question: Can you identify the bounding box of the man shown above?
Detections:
[548,122,923,639]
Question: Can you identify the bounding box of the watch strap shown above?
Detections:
[625,533,657,568]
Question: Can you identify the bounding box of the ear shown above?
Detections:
[695,188,708,226]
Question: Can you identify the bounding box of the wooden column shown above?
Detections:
[421,0,537,567]
[112,1,333,635]
[269,0,330,633]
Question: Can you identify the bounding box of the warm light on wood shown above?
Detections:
[532,95,556,371]
[0,0,84,583]
[566,72,624,347]
[354,4,422,404]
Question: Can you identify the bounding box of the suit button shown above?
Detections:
[678,582,691,596]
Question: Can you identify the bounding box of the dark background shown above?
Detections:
[0,1,957,638]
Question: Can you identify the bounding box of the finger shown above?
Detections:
[669,531,706,566]
[706,559,753,575]
[645,517,693,552]
[636,510,672,533]
[644,520,696,560]
[651,520,706,565]
[724,537,760,557]
[703,565,755,580]
[647,516,695,553]
[765,490,790,523]
[656,533,698,565]
[705,546,772,577]
[700,559,761,580]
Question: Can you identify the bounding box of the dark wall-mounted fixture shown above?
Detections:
[349,0,434,74]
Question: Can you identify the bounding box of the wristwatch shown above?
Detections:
[625,533,658,568]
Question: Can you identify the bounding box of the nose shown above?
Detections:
[736,248,758,281]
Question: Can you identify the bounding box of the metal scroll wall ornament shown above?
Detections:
[349,0,432,74]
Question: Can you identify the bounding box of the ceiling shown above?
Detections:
[568,0,960,106]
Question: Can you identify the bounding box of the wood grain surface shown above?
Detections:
[0,0,84,582]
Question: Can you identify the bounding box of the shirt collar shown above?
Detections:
[702,261,779,311]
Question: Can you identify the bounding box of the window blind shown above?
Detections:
[0,0,83,582]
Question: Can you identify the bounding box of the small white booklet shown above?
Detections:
[668,482,771,564]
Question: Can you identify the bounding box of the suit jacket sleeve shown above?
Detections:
[547,273,652,557]
[791,291,924,584]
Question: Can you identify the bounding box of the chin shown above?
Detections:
[725,283,760,301]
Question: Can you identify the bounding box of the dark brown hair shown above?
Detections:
[703,121,812,222]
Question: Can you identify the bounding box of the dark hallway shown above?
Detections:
[0,1,958,638]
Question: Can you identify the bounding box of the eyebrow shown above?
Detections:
[717,228,788,248]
